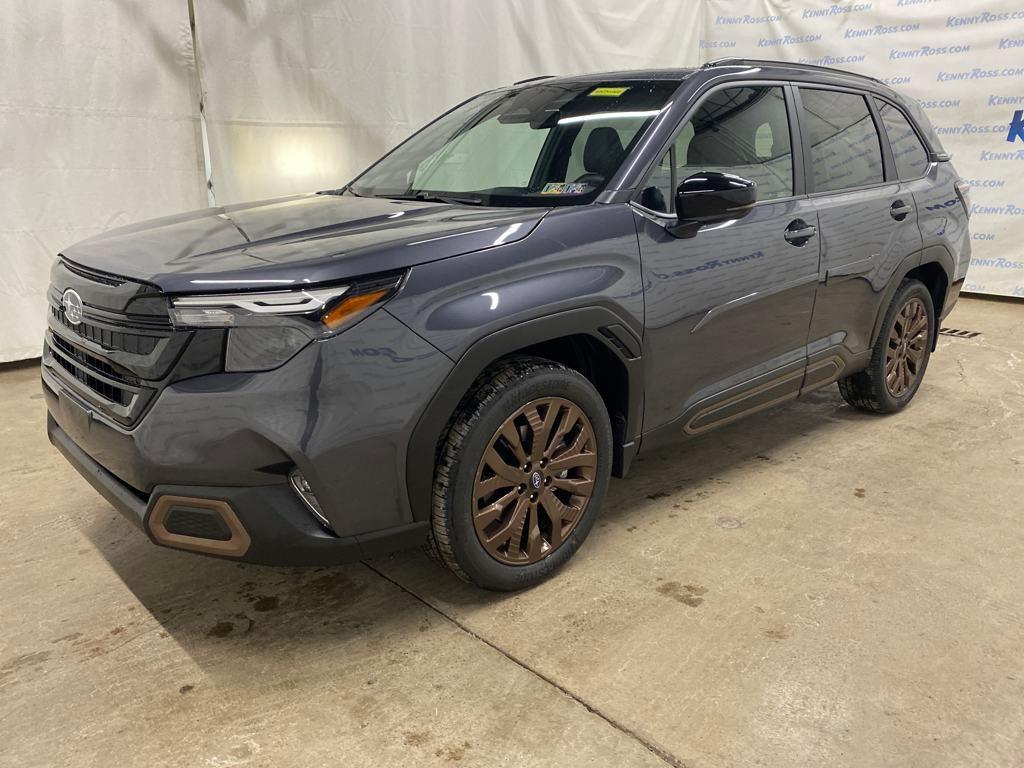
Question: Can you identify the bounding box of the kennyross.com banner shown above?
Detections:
[700,0,1024,299]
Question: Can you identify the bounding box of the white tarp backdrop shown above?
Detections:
[190,0,705,204]
[1,1,206,363]
[2,0,1021,362]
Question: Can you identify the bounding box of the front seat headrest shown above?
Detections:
[583,127,626,178]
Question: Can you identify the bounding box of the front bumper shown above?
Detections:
[42,308,453,564]
[47,415,427,564]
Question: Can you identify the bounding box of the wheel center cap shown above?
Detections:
[530,471,543,489]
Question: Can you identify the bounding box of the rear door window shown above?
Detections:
[875,99,930,179]
[799,88,884,193]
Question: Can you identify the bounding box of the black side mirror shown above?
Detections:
[667,171,757,238]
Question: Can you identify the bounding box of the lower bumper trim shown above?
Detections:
[48,413,148,529]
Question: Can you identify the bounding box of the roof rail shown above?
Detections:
[513,74,555,86]
[701,57,885,85]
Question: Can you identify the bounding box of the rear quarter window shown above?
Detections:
[875,99,930,179]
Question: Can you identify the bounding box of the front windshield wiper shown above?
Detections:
[375,191,486,206]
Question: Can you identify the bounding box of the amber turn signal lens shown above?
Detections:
[320,288,389,331]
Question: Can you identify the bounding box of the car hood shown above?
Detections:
[61,193,548,293]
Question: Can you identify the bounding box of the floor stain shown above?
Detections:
[295,571,368,609]
[207,621,234,638]
[179,684,194,694]
[435,741,471,761]
[854,488,866,498]
[656,582,707,608]
[252,596,279,612]
[764,626,789,641]
[1,650,52,676]
[647,491,671,500]
[403,730,431,746]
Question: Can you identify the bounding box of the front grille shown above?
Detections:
[50,304,160,355]
[45,260,213,428]
[50,334,139,386]
[49,339,135,407]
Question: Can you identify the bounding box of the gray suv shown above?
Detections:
[42,59,971,590]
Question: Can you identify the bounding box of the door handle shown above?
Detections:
[784,219,817,245]
[890,200,912,221]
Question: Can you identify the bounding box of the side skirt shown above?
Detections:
[635,345,867,457]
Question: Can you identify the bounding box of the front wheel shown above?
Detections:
[430,357,612,591]
[838,279,934,413]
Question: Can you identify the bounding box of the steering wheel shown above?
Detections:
[573,173,605,185]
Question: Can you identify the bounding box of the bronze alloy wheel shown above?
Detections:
[472,397,597,566]
[886,296,929,397]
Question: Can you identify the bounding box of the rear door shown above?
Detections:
[798,86,923,373]
[634,83,820,435]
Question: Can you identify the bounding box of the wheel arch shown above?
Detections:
[904,262,949,345]
[871,245,954,353]
[405,307,644,522]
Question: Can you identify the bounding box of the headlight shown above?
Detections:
[169,272,404,371]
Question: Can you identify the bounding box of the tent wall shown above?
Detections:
[190,0,704,204]
[0,0,206,363]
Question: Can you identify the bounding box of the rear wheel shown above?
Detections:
[430,357,612,591]
[838,279,934,413]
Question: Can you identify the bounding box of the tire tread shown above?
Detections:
[430,356,572,583]
[837,278,932,413]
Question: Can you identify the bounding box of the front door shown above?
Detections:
[634,84,820,435]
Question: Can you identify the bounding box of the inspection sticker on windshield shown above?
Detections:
[541,182,592,195]
[589,86,629,97]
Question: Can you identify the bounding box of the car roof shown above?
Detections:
[506,59,942,156]
[514,69,697,86]
[516,59,887,91]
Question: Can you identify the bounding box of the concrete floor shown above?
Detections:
[2,295,1023,768]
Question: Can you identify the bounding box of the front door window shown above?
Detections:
[640,85,794,213]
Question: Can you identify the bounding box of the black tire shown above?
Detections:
[431,356,613,591]
[838,279,935,413]
[423,527,444,565]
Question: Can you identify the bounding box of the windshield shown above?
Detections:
[348,79,681,207]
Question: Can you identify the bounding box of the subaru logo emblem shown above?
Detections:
[530,471,543,489]
[62,289,83,325]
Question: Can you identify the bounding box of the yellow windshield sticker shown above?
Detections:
[589,86,629,97]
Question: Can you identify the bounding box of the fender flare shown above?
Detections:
[405,306,644,522]
[870,244,954,351]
